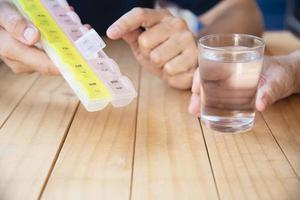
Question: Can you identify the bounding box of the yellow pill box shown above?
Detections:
[13,0,137,112]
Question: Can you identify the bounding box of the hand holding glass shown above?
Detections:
[198,34,265,133]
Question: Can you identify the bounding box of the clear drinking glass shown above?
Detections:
[198,34,265,133]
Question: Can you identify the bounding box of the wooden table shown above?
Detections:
[0,31,300,200]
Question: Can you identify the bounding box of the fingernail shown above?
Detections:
[107,25,121,39]
[23,26,38,42]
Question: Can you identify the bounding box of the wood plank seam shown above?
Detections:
[199,119,221,200]
[129,65,142,200]
[201,111,300,199]
[131,68,219,199]
[0,73,40,129]
[250,117,295,199]
[260,112,300,180]
[0,75,80,199]
[224,134,250,197]
[201,122,240,198]
[40,40,140,199]
[38,102,80,199]
[210,129,237,198]
[234,129,273,199]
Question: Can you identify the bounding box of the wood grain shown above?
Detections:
[42,40,140,200]
[131,70,218,200]
[202,113,300,200]
[0,64,38,127]
[261,96,300,178]
[0,32,299,200]
[0,76,78,200]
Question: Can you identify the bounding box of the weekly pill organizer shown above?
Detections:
[13,0,137,112]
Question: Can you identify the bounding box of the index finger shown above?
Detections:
[0,2,40,45]
[107,8,170,39]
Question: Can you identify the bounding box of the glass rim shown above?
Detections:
[198,34,265,52]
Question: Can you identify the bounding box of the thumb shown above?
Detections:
[0,2,40,45]
[256,77,277,111]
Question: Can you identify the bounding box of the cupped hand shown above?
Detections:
[0,1,59,75]
[189,53,300,116]
[107,8,198,90]
[256,54,299,111]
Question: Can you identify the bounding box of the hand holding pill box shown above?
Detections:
[13,0,137,112]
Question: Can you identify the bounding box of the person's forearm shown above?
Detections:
[198,0,264,38]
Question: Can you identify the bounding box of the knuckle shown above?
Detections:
[167,77,176,88]
[118,19,130,32]
[164,63,175,75]
[138,34,151,49]
[49,67,59,75]
[40,66,52,75]
[181,31,194,42]
[0,39,13,57]
[171,17,186,30]
[0,33,17,58]
[150,50,162,65]
[160,9,172,17]
[132,7,146,20]
[11,66,24,74]
[0,45,10,57]
[40,69,49,76]
[41,62,58,75]
[5,14,25,33]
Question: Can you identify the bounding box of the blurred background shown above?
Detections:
[257,0,286,30]
[258,0,300,34]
